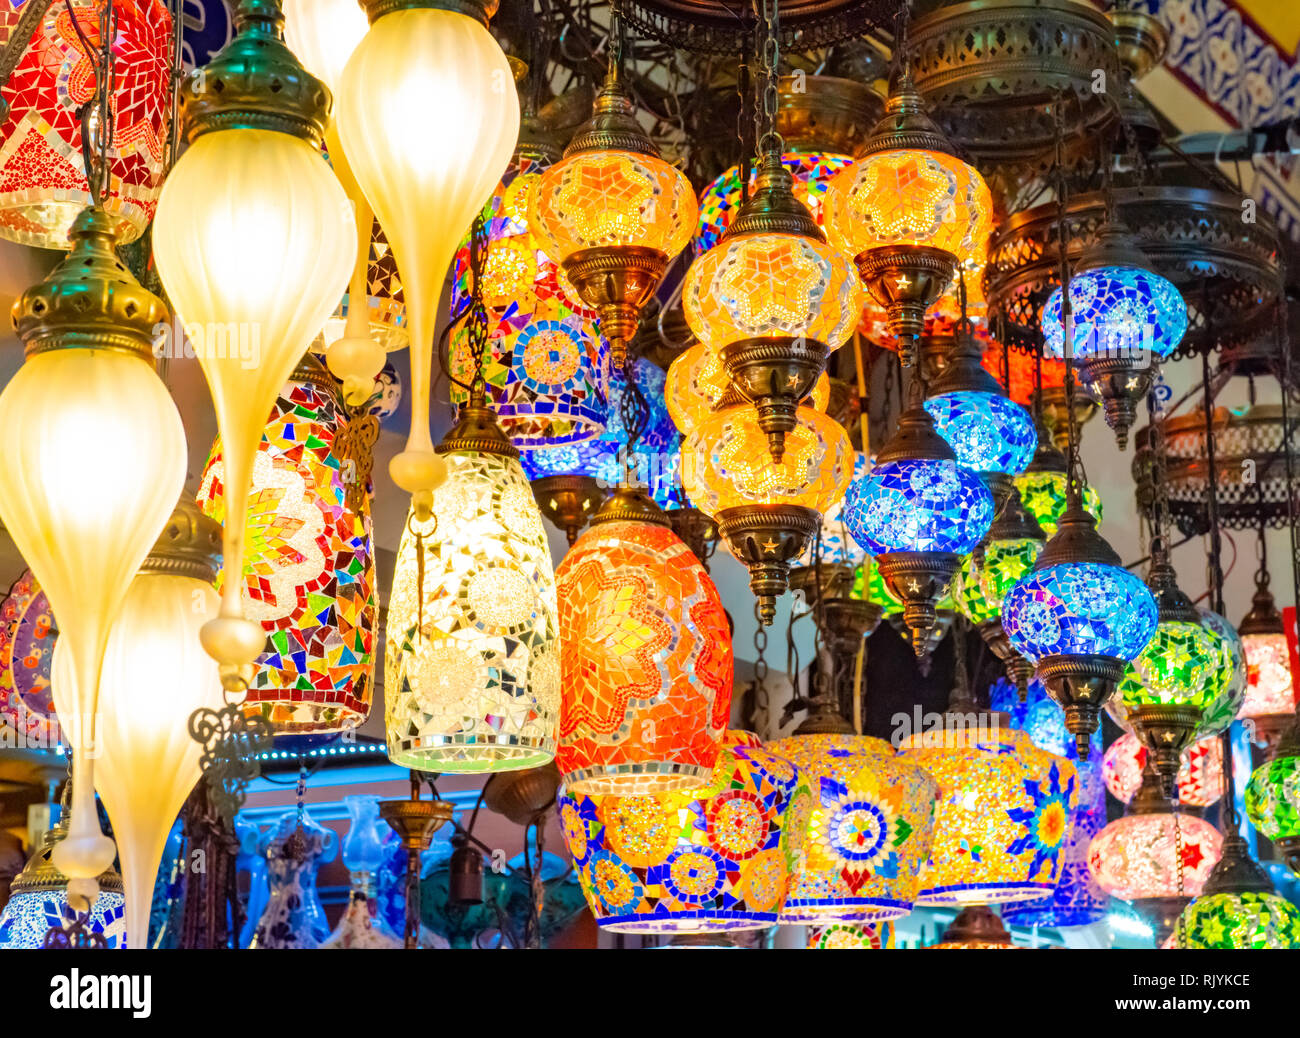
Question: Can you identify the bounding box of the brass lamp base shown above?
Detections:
[854,244,958,366]
[977,618,1035,701]
[1130,703,1203,799]
[665,506,719,568]
[789,562,858,613]
[1277,836,1300,880]
[562,244,669,369]
[1077,353,1155,451]
[1134,896,1190,947]
[721,335,830,462]
[530,474,606,546]
[1037,652,1125,759]
[717,504,820,625]
[876,551,959,658]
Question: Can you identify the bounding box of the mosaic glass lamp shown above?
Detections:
[1174,823,1300,949]
[923,328,1036,510]
[807,921,893,949]
[822,68,992,366]
[1107,559,1246,795]
[959,486,1046,696]
[1013,434,1104,539]
[665,340,830,438]
[1003,503,1158,756]
[841,398,993,655]
[768,733,940,923]
[681,401,854,623]
[899,726,1077,905]
[1235,580,1297,751]
[0,569,60,747]
[559,730,797,931]
[198,355,378,733]
[0,0,172,248]
[1087,768,1222,903]
[557,488,733,795]
[449,124,608,448]
[1103,731,1223,809]
[1040,223,1187,448]
[529,74,695,368]
[0,809,126,950]
[1245,726,1300,877]
[683,152,861,461]
[384,392,559,772]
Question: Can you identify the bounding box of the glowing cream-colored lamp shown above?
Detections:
[54,500,225,948]
[284,0,388,404]
[0,207,187,902]
[153,0,354,686]
[337,0,519,509]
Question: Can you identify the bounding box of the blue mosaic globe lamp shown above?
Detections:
[1040,221,1188,449]
[523,357,682,544]
[924,327,1036,513]
[842,387,994,656]
[1003,500,1158,757]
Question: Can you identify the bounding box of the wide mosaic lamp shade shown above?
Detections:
[449,134,608,448]
[900,727,1077,905]
[924,391,1036,478]
[1014,468,1103,538]
[384,405,560,772]
[0,0,172,248]
[843,457,992,558]
[768,734,940,923]
[198,357,378,733]
[1178,892,1300,949]
[1042,263,1187,361]
[1087,811,1222,902]
[557,489,733,795]
[559,731,797,931]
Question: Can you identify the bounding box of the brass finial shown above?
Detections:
[180,0,333,147]
[12,207,167,362]
[565,73,660,159]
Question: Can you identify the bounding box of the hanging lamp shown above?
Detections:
[1245,721,1300,877]
[54,499,225,950]
[683,151,861,462]
[1235,565,1297,751]
[823,63,992,368]
[681,396,854,624]
[1040,222,1188,450]
[558,731,797,931]
[528,8,695,370]
[957,484,1045,698]
[197,354,379,733]
[1103,730,1224,809]
[557,486,733,795]
[841,381,993,655]
[1014,431,1104,538]
[0,206,186,904]
[153,0,355,689]
[335,0,518,505]
[924,322,1036,512]
[1107,556,1246,795]
[1176,733,1300,948]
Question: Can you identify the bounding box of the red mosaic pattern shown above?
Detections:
[0,0,171,248]
[557,518,733,796]
[197,372,377,734]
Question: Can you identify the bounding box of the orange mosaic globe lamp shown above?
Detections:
[768,733,940,923]
[899,726,1078,905]
[665,340,830,438]
[557,488,733,796]
[558,730,799,932]
[528,74,696,369]
[823,68,992,367]
[0,0,172,248]
[681,402,854,623]
[682,152,861,461]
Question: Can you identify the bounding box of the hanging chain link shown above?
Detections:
[65,0,116,208]
[752,600,770,737]
[1052,94,1085,510]
[1146,364,1173,560]
[755,0,783,158]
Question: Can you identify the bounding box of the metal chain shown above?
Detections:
[619,353,650,484]
[755,0,783,158]
[752,600,770,736]
[736,13,753,205]
[1278,300,1300,617]
[607,0,623,81]
[1052,94,1084,510]
[1145,365,1173,559]
[1171,795,1187,949]
[1200,346,1227,615]
[65,0,116,208]
[466,210,491,399]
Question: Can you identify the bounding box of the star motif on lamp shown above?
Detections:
[761,538,780,555]
[717,238,821,330]
[561,156,654,244]
[855,153,954,239]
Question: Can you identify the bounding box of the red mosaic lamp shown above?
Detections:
[557,486,733,796]
[0,0,172,248]
[197,354,378,733]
